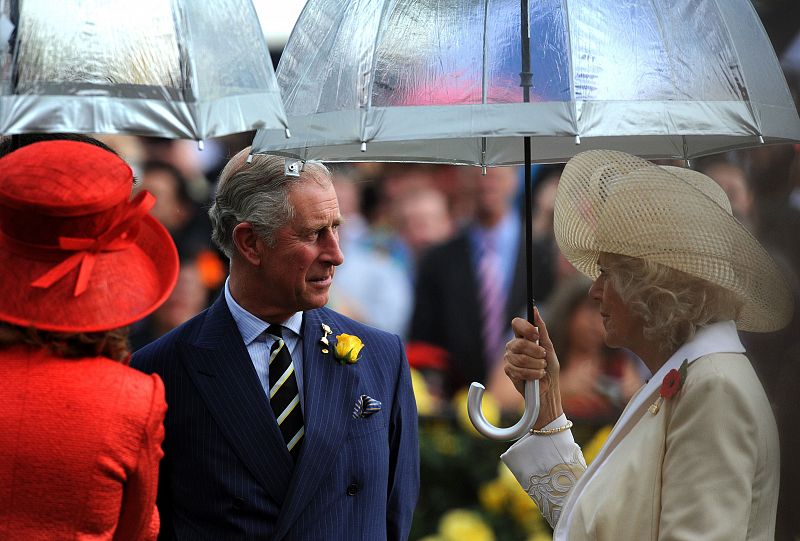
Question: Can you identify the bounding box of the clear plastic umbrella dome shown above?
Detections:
[253,0,800,164]
[1,0,289,141]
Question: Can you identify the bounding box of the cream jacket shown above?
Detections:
[502,322,779,540]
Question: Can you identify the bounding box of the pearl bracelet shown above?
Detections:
[530,420,573,436]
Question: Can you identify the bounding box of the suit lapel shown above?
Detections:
[273,309,359,540]
[591,386,658,467]
[181,296,293,504]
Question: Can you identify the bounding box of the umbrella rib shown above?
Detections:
[362,0,395,147]
[561,0,580,141]
[709,0,763,141]
[481,0,489,106]
[647,0,679,91]
[480,0,490,168]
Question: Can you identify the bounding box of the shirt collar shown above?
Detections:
[224,278,303,345]
[647,319,744,387]
[470,208,518,243]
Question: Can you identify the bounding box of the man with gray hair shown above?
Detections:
[133,148,420,541]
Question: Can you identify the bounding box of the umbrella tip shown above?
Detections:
[360,142,367,152]
[575,135,581,145]
[197,140,205,151]
[246,154,254,164]
[758,135,764,144]
[285,128,292,139]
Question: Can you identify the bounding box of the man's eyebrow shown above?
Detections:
[300,216,344,234]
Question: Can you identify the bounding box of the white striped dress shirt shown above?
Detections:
[224,279,305,411]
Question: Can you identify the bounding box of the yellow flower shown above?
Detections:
[428,424,460,456]
[333,333,364,364]
[526,530,553,541]
[453,387,501,437]
[439,509,495,541]
[496,463,544,530]
[410,368,436,415]
[509,486,539,528]
[478,479,507,514]
[582,425,613,464]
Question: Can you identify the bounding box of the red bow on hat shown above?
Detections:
[31,192,156,297]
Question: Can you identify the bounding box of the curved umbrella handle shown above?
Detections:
[467,379,539,441]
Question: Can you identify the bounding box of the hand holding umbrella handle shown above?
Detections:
[467,379,539,441]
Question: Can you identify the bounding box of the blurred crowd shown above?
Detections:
[95,104,800,539]
[102,131,800,421]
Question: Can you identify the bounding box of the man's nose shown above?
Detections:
[322,232,344,266]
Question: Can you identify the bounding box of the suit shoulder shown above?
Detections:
[418,231,469,265]
[685,353,761,393]
[132,308,210,365]
[680,352,771,417]
[56,357,165,425]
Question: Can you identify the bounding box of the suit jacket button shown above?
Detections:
[346,483,359,496]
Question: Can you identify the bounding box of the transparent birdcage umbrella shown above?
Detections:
[252,0,800,440]
[0,0,290,143]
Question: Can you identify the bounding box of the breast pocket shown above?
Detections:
[347,409,387,440]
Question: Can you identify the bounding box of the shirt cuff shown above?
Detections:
[501,414,578,485]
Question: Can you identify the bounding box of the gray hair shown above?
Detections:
[209,149,331,258]
[604,253,742,354]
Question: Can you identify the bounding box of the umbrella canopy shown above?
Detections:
[253,0,800,163]
[253,0,800,441]
[1,0,289,141]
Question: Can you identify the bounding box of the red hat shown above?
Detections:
[0,140,179,333]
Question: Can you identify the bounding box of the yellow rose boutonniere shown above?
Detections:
[333,333,364,365]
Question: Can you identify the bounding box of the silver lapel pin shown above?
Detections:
[319,323,333,354]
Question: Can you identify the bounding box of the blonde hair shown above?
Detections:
[604,254,742,354]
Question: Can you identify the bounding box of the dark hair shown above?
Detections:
[0,323,131,362]
[543,274,598,365]
[141,160,194,205]
[0,133,118,158]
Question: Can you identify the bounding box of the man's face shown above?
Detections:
[474,167,518,221]
[258,179,344,319]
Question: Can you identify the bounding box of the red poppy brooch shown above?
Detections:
[649,359,689,415]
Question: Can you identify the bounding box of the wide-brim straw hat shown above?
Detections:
[554,149,792,332]
[0,140,179,333]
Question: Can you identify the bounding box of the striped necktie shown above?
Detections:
[266,325,304,461]
[477,233,506,367]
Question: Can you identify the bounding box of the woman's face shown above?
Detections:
[588,254,643,350]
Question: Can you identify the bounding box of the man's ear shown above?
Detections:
[232,222,263,265]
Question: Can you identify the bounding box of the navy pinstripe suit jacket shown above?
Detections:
[132,295,419,540]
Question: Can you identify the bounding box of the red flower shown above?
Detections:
[405,341,449,371]
[659,360,689,400]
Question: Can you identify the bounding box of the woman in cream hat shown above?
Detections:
[500,150,791,540]
[0,140,178,540]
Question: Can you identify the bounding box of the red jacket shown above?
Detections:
[0,346,166,540]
